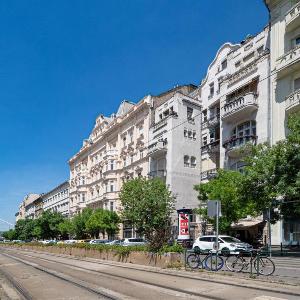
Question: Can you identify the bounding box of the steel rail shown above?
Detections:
[0,268,33,300]
[0,252,118,300]
[5,246,300,298]
[1,248,228,300]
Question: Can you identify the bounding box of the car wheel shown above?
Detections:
[193,246,201,254]
[221,247,230,256]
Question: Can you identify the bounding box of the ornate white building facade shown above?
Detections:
[197,27,271,242]
[42,181,70,217]
[68,85,199,238]
[265,0,300,245]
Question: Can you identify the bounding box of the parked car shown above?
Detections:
[105,240,122,246]
[64,240,77,244]
[192,235,252,254]
[40,240,56,245]
[89,239,110,245]
[121,238,147,247]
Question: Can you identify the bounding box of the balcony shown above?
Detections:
[222,93,258,122]
[103,149,119,159]
[152,118,168,132]
[286,2,300,32]
[286,89,300,113]
[201,140,220,155]
[223,135,257,158]
[207,114,220,128]
[276,45,300,78]
[201,169,218,181]
[148,169,167,182]
[148,140,167,157]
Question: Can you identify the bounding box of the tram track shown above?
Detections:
[3,246,300,298]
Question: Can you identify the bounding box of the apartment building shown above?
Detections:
[197,27,270,241]
[42,181,70,217]
[68,85,198,238]
[148,89,201,236]
[16,194,43,220]
[265,0,300,245]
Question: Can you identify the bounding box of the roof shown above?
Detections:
[24,194,41,207]
[116,100,135,117]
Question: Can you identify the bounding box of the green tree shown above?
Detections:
[103,210,120,239]
[120,177,175,251]
[86,209,106,238]
[194,170,253,232]
[58,219,74,239]
[36,210,65,239]
[242,113,300,221]
[86,209,120,239]
[2,229,16,240]
[71,208,93,239]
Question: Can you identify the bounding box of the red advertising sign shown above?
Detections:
[179,213,189,236]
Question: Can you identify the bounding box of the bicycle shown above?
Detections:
[186,249,224,271]
[225,249,275,276]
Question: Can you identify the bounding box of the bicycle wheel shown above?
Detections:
[204,254,224,271]
[254,257,275,276]
[186,254,200,269]
[225,255,244,272]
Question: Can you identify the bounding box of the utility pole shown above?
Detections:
[268,207,272,258]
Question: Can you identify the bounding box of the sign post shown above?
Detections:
[207,200,221,271]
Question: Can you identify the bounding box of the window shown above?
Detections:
[202,135,208,146]
[159,113,163,120]
[139,150,144,159]
[81,176,85,185]
[295,37,300,47]
[110,201,114,212]
[123,158,127,167]
[129,131,133,143]
[243,52,254,63]
[81,194,85,202]
[110,181,114,192]
[221,59,227,70]
[191,156,196,168]
[235,61,241,68]
[209,83,214,97]
[187,107,193,120]
[130,155,134,164]
[193,131,196,140]
[294,77,300,91]
[184,128,188,137]
[123,136,126,146]
[202,109,207,122]
[257,46,264,54]
[184,155,190,167]
[110,160,114,170]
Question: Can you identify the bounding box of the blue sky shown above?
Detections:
[0,0,268,230]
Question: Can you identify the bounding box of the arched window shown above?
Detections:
[184,155,190,167]
[231,120,256,138]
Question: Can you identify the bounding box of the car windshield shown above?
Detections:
[221,237,242,243]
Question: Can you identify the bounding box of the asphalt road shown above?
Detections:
[0,247,299,300]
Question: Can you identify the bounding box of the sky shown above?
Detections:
[0,0,268,231]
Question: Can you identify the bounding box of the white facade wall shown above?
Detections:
[42,181,70,217]
[266,0,300,245]
[148,92,201,236]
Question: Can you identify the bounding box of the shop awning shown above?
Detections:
[231,219,264,229]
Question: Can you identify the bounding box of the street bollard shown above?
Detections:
[250,251,253,275]
[256,252,260,276]
[184,249,187,271]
